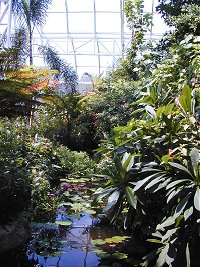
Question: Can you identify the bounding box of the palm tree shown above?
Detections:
[12,0,53,65]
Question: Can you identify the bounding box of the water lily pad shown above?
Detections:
[71,196,83,201]
[92,248,105,253]
[55,220,72,226]
[91,239,107,245]
[82,209,96,215]
[96,251,110,258]
[58,202,72,207]
[104,236,130,244]
[112,252,128,259]
[104,238,116,243]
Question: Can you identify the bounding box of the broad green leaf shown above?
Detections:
[179,85,194,114]
[194,187,200,211]
[95,188,116,200]
[156,216,175,230]
[156,243,169,267]
[167,187,182,203]
[183,84,192,112]
[114,156,124,175]
[161,228,177,243]
[133,172,166,192]
[175,192,192,216]
[186,243,190,267]
[125,186,137,209]
[144,174,166,190]
[190,148,199,175]
[166,179,190,190]
[104,190,120,212]
[184,207,193,221]
[122,152,134,172]
[115,146,127,154]
[145,105,156,119]
[169,162,193,178]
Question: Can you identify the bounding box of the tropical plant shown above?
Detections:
[156,0,200,53]
[39,45,78,94]
[0,117,31,224]
[139,35,200,108]
[94,74,199,264]
[138,147,200,267]
[111,0,153,81]
[0,59,58,117]
[156,0,200,20]
[12,0,53,65]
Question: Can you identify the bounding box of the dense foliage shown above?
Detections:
[0,0,200,266]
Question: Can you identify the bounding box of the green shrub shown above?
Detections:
[0,118,31,224]
[53,145,96,179]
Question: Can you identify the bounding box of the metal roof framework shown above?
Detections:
[0,0,168,77]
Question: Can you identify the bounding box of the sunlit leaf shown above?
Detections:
[125,186,137,209]
[184,206,194,221]
[104,190,120,212]
[156,243,169,267]
[55,220,72,226]
[144,174,166,190]
[169,162,193,178]
[156,216,175,230]
[133,172,166,192]
[190,148,199,175]
[122,152,134,172]
[175,192,192,217]
[166,179,190,190]
[161,228,177,243]
[145,105,156,119]
[194,188,200,211]
[186,243,190,267]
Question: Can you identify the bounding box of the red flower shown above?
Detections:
[168,149,173,158]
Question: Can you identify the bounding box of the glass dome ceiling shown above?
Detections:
[0,0,169,77]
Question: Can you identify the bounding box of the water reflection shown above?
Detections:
[28,213,101,267]
[27,211,131,267]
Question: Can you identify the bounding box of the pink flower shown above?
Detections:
[175,97,180,107]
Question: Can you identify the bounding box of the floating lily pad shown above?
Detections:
[112,252,128,259]
[71,196,83,201]
[82,209,96,215]
[96,251,110,258]
[91,239,107,245]
[104,236,130,244]
[63,191,70,197]
[55,220,72,226]
[58,202,72,207]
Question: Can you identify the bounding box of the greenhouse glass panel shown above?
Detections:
[0,0,170,77]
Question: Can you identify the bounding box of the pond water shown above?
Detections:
[26,211,136,267]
